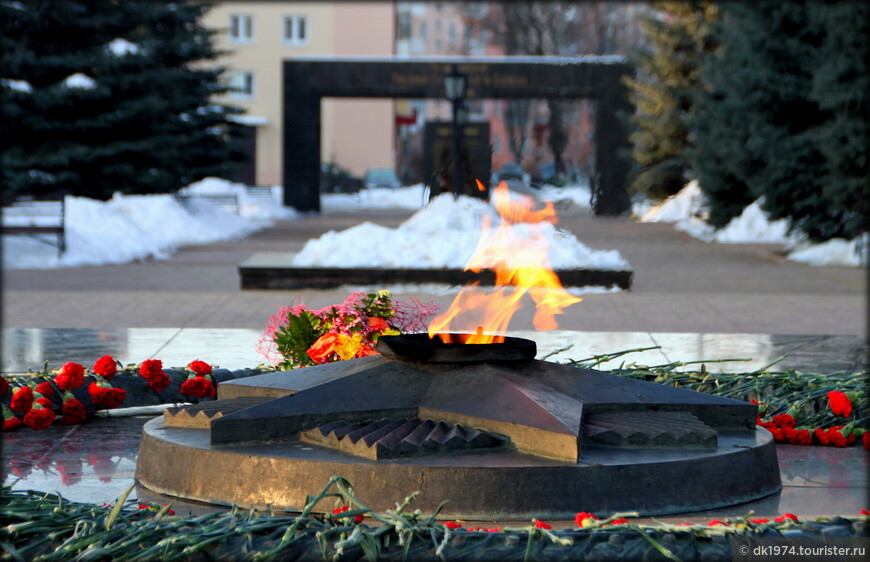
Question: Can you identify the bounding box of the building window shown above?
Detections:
[434,20,442,33]
[283,15,308,45]
[434,39,442,51]
[398,12,411,40]
[229,14,253,43]
[419,22,427,41]
[448,23,456,43]
[227,70,254,99]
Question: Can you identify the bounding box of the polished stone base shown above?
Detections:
[238,252,633,290]
[136,342,782,519]
[136,419,780,519]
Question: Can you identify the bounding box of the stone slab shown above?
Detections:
[238,252,633,290]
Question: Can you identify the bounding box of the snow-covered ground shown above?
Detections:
[637,181,867,267]
[1,178,290,269]
[3,176,863,270]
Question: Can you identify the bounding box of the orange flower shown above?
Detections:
[368,317,389,332]
[307,333,341,363]
[356,344,379,358]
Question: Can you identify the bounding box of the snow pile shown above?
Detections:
[293,192,630,271]
[787,236,868,267]
[2,191,265,270]
[1,78,33,93]
[640,180,707,223]
[106,38,141,56]
[535,182,594,208]
[180,177,296,220]
[62,73,97,90]
[638,181,866,267]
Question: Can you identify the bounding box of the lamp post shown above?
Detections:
[443,64,467,198]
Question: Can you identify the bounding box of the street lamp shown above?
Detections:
[443,64,467,198]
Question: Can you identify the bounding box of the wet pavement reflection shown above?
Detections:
[4,328,866,374]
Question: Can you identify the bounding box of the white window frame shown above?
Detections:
[283,15,308,46]
[227,70,254,100]
[229,13,253,43]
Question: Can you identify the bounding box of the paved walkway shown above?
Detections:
[2,204,865,335]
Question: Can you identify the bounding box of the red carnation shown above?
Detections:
[827,428,852,448]
[786,428,811,446]
[814,428,830,445]
[443,521,462,529]
[0,376,9,396]
[55,362,85,391]
[774,513,799,523]
[574,512,598,527]
[708,520,728,527]
[10,387,34,412]
[827,391,853,418]
[139,359,164,381]
[772,414,796,428]
[188,360,212,376]
[23,407,55,430]
[180,376,216,398]
[35,381,54,398]
[61,398,88,425]
[148,371,170,393]
[609,518,629,525]
[332,506,364,524]
[35,397,53,410]
[760,421,783,442]
[3,417,23,431]
[88,383,127,409]
[93,355,118,379]
[534,520,552,530]
[750,518,770,524]
[863,433,870,451]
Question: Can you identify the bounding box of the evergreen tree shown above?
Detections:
[689,2,865,240]
[806,2,868,240]
[1,0,243,202]
[624,1,716,201]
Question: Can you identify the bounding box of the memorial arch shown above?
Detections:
[283,56,634,215]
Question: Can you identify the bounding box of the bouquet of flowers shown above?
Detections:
[257,290,438,370]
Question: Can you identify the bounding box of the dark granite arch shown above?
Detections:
[283,56,634,215]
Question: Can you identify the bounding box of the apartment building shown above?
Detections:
[203,2,396,186]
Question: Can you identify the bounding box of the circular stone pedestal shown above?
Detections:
[137,419,779,520]
[135,337,781,519]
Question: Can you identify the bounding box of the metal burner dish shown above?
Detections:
[375,333,537,363]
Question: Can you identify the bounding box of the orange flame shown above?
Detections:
[428,181,582,343]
